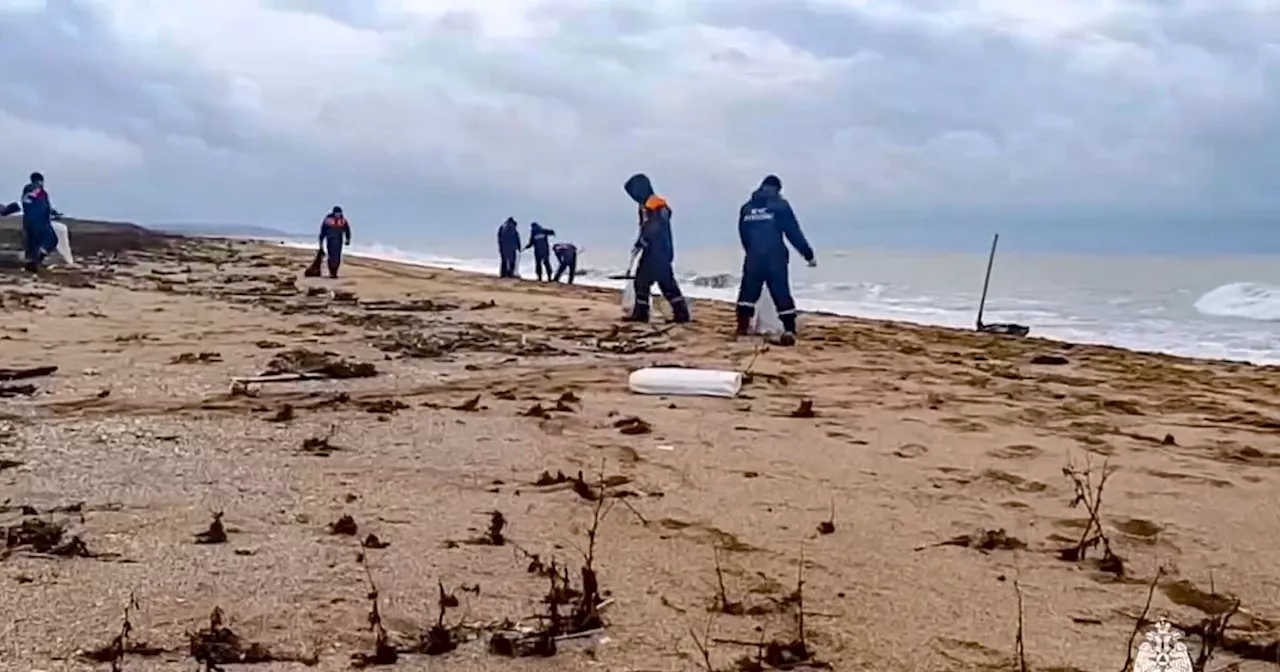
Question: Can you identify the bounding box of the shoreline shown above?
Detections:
[1,235,1278,670]
[270,239,1277,371]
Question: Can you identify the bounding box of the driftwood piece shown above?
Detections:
[0,366,57,382]
[0,384,38,397]
[231,373,331,384]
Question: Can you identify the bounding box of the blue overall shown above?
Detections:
[318,213,351,278]
[623,173,689,323]
[497,218,521,277]
[552,243,578,283]
[20,182,57,268]
[526,222,556,281]
[735,183,814,334]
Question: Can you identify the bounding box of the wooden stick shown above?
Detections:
[0,365,57,382]
[976,233,999,329]
[554,627,606,642]
[231,373,331,384]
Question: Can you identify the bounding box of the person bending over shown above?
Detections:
[734,174,816,345]
[552,242,578,284]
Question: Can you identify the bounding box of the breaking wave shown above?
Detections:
[1194,282,1280,321]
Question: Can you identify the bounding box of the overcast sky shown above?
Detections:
[1,0,1277,252]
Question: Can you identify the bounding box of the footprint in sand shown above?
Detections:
[986,443,1043,460]
[929,468,1049,493]
[1208,441,1280,467]
[939,416,990,432]
[979,469,1049,493]
[1141,468,1234,489]
[893,443,928,458]
[1115,518,1163,543]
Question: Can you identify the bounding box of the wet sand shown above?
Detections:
[1,236,1278,671]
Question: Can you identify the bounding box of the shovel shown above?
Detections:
[606,249,639,281]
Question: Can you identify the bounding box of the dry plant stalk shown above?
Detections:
[351,552,398,667]
[1061,456,1123,574]
[419,579,459,655]
[689,614,717,671]
[1119,566,1164,672]
[109,592,140,672]
[571,479,611,633]
[712,546,745,615]
[1013,558,1028,672]
[1192,575,1241,672]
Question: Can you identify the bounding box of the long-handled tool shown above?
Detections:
[607,249,640,280]
[974,233,1030,337]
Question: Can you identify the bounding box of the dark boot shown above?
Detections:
[670,299,691,324]
[624,303,650,323]
[735,312,750,337]
[777,314,798,346]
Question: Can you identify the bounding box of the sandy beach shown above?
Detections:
[2,231,1279,671]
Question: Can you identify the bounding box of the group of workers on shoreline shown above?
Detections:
[495,172,817,345]
[8,168,817,344]
[496,218,580,284]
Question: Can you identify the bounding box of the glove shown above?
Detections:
[806,257,817,268]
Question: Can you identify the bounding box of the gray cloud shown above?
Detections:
[0,0,1276,248]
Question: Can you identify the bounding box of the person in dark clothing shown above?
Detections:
[734,175,816,345]
[318,206,351,278]
[20,172,61,272]
[497,217,522,278]
[622,173,690,323]
[525,221,556,281]
[552,242,578,284]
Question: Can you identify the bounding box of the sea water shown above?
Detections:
[276,239,1280,365]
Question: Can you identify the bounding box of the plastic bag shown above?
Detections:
[50,221,74,266]
[750,291,783,335]
[621,279,635,317]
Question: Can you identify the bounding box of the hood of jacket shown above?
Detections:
[623,173,654,205]
[749,185,780,206]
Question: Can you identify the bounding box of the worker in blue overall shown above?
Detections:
[318,206,352,278]
[734,175,816,345]
[20,172,61,272]
[525,221,556,281]
[623,173,689,323]
[497,217,521,278]
[552,242,578,284]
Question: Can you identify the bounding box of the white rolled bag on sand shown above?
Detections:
[50,221,74,266]
[628,367,743,398]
